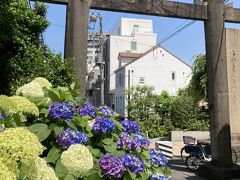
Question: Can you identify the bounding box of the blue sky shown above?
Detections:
[43,0,240,65]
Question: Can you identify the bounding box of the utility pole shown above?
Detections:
[64,0,91,97]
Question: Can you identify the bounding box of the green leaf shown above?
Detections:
[37,128,52,142]
[64,174,77,180]
[46,89,60,102]
[90,148,102,158]
[124,173,132,180]
[40,108,49,117]
[28,123,48,133]
[128,170,137,179]
[65,120,77,130]
[112,119,123,130]
[54,126,64,136]
[55,159,68,178]
[102,137,113,145]
[46,146,62,163]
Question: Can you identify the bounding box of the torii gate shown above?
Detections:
[34,0,240,179]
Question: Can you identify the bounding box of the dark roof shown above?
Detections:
[118,52,144,59]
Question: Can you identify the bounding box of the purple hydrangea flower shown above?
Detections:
[77,102,96,117]
[0,113,3,120]
[149,149,168,167]
[56,128,88,148]
[151,172,170,180]
[99,154,125,178]
[98,106,114,117]
[92,117,115,134]
[121,119,140,133]
[121,154,144,174]
[49,102,74,121]
[117,133,141,151]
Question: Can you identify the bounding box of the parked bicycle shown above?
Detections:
[180,136,238,171]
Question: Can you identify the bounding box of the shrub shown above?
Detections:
[0,78,172,180]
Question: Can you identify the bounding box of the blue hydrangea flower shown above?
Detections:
[99,154,125,179]
[92,117,115,133]
[151,172,170,180]
[117,133,141,151]
[77,102,96,117]
[149,149,168,167]
[56,128,88,148]
[0,112,3,120]
[133,133,150,147]
[98,106,114,117]
[121,154,144,174]
[121,119,140,133]
[49,102,74,121]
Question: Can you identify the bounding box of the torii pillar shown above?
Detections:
[199,0,240,178]
[64,0,91,97]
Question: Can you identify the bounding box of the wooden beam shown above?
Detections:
[32,0,240,23]
[91,0,207,21]
[32,0,67,5]
[91,0,240,23]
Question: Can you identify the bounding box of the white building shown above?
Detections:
[114,45,192,115]
[104,18,157,108]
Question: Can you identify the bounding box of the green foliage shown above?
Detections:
[189,54,207,102]
[127,86,156,121]
[127,87,174,138]
[0,0,74,95]
[127,85,209,138]
[0,79,172,179]
[170,93,209,131]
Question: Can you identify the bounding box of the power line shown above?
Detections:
[157,20,197,45]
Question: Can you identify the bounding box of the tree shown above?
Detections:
[127,85,156,121]
[188,54,207,102]
[0,0,74,95]
[154,91,173,125]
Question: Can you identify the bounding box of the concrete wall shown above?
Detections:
[170,131,210,142]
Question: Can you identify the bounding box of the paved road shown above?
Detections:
[168,157,204,180]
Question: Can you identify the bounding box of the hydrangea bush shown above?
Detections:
[0,78,172,180]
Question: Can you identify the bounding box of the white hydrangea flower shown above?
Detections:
[61,144,93,175]
[16,82,44,98]
[32,77,52,88]
[21,157,58,180]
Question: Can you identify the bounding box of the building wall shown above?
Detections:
[105,18,157,108]
[115,46,192,115]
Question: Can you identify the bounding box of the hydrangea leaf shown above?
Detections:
[64,120,77,130]
[46,146,62,163]
[102,137,113,145]
[128,169,137,179]
[86,172,102,180]
[40,108,49,118]
[45,89,61,102]
[64,173,77,180]
[55,159,68,178]
[53,126,64,136]
[28,123,48,134]
[90,148,102,158]
[37,128,52,142]
[111,119,123,131]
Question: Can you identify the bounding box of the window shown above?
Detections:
[133,25,139,33]
[119,73,124,86]
[131,41,137,50]
[171,72,176,80]
[139,77,145,84]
